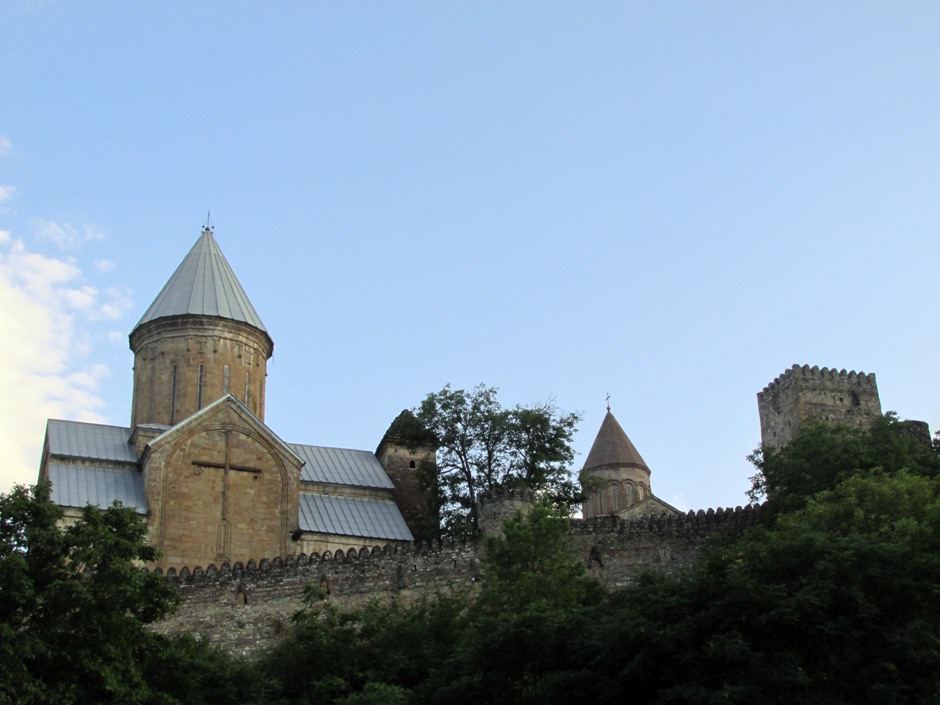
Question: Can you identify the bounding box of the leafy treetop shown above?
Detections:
[400,384,581,536]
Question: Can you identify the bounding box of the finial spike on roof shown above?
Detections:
[204,210,214,233]
[606,392,611,412]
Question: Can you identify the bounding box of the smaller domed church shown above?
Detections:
[38,227,434,570]
[579,407,680,520]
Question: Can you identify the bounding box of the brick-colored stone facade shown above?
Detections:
[142,399,302,571]
[130,316,272,428]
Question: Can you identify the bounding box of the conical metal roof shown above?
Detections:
[582,410,649,472]
[133,227,267,334]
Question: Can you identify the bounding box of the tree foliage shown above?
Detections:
[8,414,940,704]
[407,384,581,535]
[0,482,181,705]
[263,501,605,705]
[748,413,940,516]
[262,415,940,705]
[430,502,605,705]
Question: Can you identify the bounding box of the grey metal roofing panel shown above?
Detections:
[46,420,136,463]
[299,493,413,542]
[133,228,267,333]
[290,444,394,489]
[47,462,147,513]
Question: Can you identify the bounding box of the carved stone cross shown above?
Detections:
[192,430,262,559]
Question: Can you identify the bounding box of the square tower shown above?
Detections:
[758,365,881,450]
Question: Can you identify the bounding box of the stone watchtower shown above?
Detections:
[375,410,439,542]
[129,226,274,440]
[757,364,882,450]
[476,487,536,537]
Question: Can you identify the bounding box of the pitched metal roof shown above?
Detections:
[582,410,650,472]
[290,443,394,489]
[46,420,136,463]
[133,227,267,334]
[299,493,413,542]
[46,461,147,513]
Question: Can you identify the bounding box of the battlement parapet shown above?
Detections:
[152,537,479,587]
[477,486,538,506]
[758,364,877,398]
[570,504,761,536]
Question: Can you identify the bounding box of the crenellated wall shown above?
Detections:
[154,504,761,657]
[757,364,881,449]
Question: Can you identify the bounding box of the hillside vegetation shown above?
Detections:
[2,415,938,704]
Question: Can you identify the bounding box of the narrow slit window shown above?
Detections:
[197,362,205,410]
[170,364,178,424]
[223,365,230,394]
[147,366,155,423]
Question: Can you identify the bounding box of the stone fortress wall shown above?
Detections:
[155,362,886,657]
[155,502,761,657]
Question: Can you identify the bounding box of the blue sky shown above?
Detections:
[1,3,938,511]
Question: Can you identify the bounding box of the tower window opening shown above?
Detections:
[409,460,416,469]
[147,366,155,423]
[223,365,230,394]
[197,362,205,410]
[244,372,250,407]
[170,365,178,425]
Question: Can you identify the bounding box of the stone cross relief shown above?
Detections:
[192,430,262,560]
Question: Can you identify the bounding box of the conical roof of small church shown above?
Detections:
[582,410,649,472]
[133,227,268,334]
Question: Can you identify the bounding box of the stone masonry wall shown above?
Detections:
[142,402,302,572]
[130,316,272,428]
[155,505,760,658]
[757,364,881,449]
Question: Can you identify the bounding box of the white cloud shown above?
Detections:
[0,136,10,156]
[31,217,106,250]
[0,234,113,490]
[95,259,116,273]
[0,185,16,215]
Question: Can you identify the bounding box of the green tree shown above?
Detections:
[262,590,471,705]
[408,384,581,535]
[748,414,940,516]
[432,501,604,705]
[582,419,940,705]
[141,633,272,705]
[0,483,181,705]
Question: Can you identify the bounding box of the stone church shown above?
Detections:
[37,226,694,570]
[37,227,440,570]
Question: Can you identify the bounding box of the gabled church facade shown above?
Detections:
[38,227,431,570]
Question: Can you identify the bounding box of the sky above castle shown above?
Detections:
[1,3,938,511]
